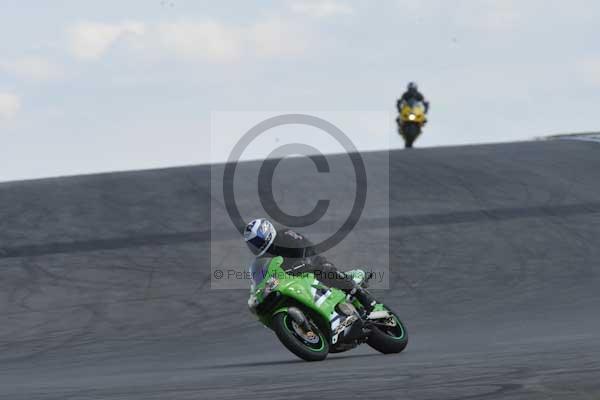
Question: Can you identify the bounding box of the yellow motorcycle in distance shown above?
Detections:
[397,99,427,148]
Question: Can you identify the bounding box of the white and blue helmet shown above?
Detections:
[244,218,277,256]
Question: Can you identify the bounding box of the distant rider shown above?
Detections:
[244,218,377,313]
[397,81,429,114]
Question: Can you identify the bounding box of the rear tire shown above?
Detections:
[272,312,329,361]
[366,309,408,354]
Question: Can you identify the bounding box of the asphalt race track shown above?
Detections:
[1,140,600,399]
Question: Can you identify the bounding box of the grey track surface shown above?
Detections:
[1,140,600,399]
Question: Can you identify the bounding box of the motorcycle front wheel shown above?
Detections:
[272,312,329,361]
[402,122,421,148]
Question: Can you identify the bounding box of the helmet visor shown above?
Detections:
[246,234,271,255]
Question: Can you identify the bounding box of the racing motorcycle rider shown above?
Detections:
[244,218,377,314]
[397,81,430,114]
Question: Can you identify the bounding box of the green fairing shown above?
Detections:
[253,256,346,326]
[250,256,408,361]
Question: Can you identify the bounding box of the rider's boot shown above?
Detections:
[352,286,377,315]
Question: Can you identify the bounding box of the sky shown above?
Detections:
[1,0,599,182]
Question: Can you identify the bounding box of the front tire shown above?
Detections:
[402,122,421,148]
[366,309,408,354]
[272,312,329,361]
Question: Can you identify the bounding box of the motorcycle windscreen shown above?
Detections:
[406,98,424,108]
[248,257,271,288]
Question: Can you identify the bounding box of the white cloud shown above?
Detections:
[0,56,62,81]
[455,0,524,32]
[157,21,241,62]
[66,19,310,63]
[0,92,21,121]
[68,21,145,60]
[250,18,308,56]
[395,0,526,32]
[579,57,600,87]
[290,0,354,18]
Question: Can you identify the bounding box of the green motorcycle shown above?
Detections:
[247,256,408,361]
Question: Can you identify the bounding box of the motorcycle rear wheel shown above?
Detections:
[366,308,408,354]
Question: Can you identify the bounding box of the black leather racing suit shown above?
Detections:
[264,227,355,291]
[397,89,430,113]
